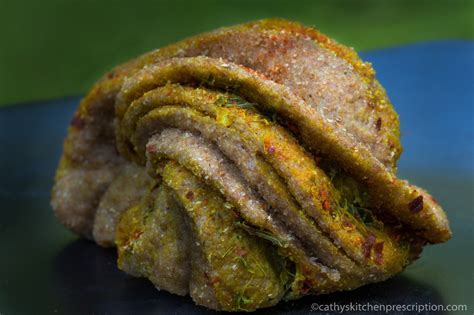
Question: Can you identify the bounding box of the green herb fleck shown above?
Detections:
[224,96,257,110]
[235,221,287,247]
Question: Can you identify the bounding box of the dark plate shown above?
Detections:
[0,41,472,315]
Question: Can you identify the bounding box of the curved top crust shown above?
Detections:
[80,18,401,170]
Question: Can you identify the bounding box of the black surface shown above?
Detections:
[0,41,473,314]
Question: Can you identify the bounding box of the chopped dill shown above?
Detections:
[235,221,287,247]
[236,276,254,310]
[346,202,383,229]
[214,95,227,106]
[224,96,257,110]
[237,295,253,309]
[280,261,297,299]
[203,76,216,86]
[221,234,238,258]
[252,257,267,276]
[221,245,235,259]
[234,256,251,270]
[285,267,296,278]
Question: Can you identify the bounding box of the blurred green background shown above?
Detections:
[0,0,472,106]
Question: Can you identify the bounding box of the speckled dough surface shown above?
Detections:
[51,19,451,311]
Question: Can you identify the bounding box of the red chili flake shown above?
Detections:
[70,115,85,129]
[210,276,220,285]
[146,144,156,153]
[362,233,376,259]
[408,195,424,213]
[342,217,354,229]
[269,65,283,76]
[185,191,194,201]
[322,199,331,211]
[299,279,313,295]
[374,242,384,265]
[202,199,209,206]
[106,71,116,79]
[235,247,248,257]
[239,65,270,80]
[132,230,143,240]
[263,138,276,154]
[319,190,328,199]
[375,118,382,131]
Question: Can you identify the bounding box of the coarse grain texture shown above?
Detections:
[51,19,451,311]
[146,130,354,293]
[116,183,192,295]
[162,162,287,311]
[116,56,449,243]
[130,88,411,276]
[93,163,153,247]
